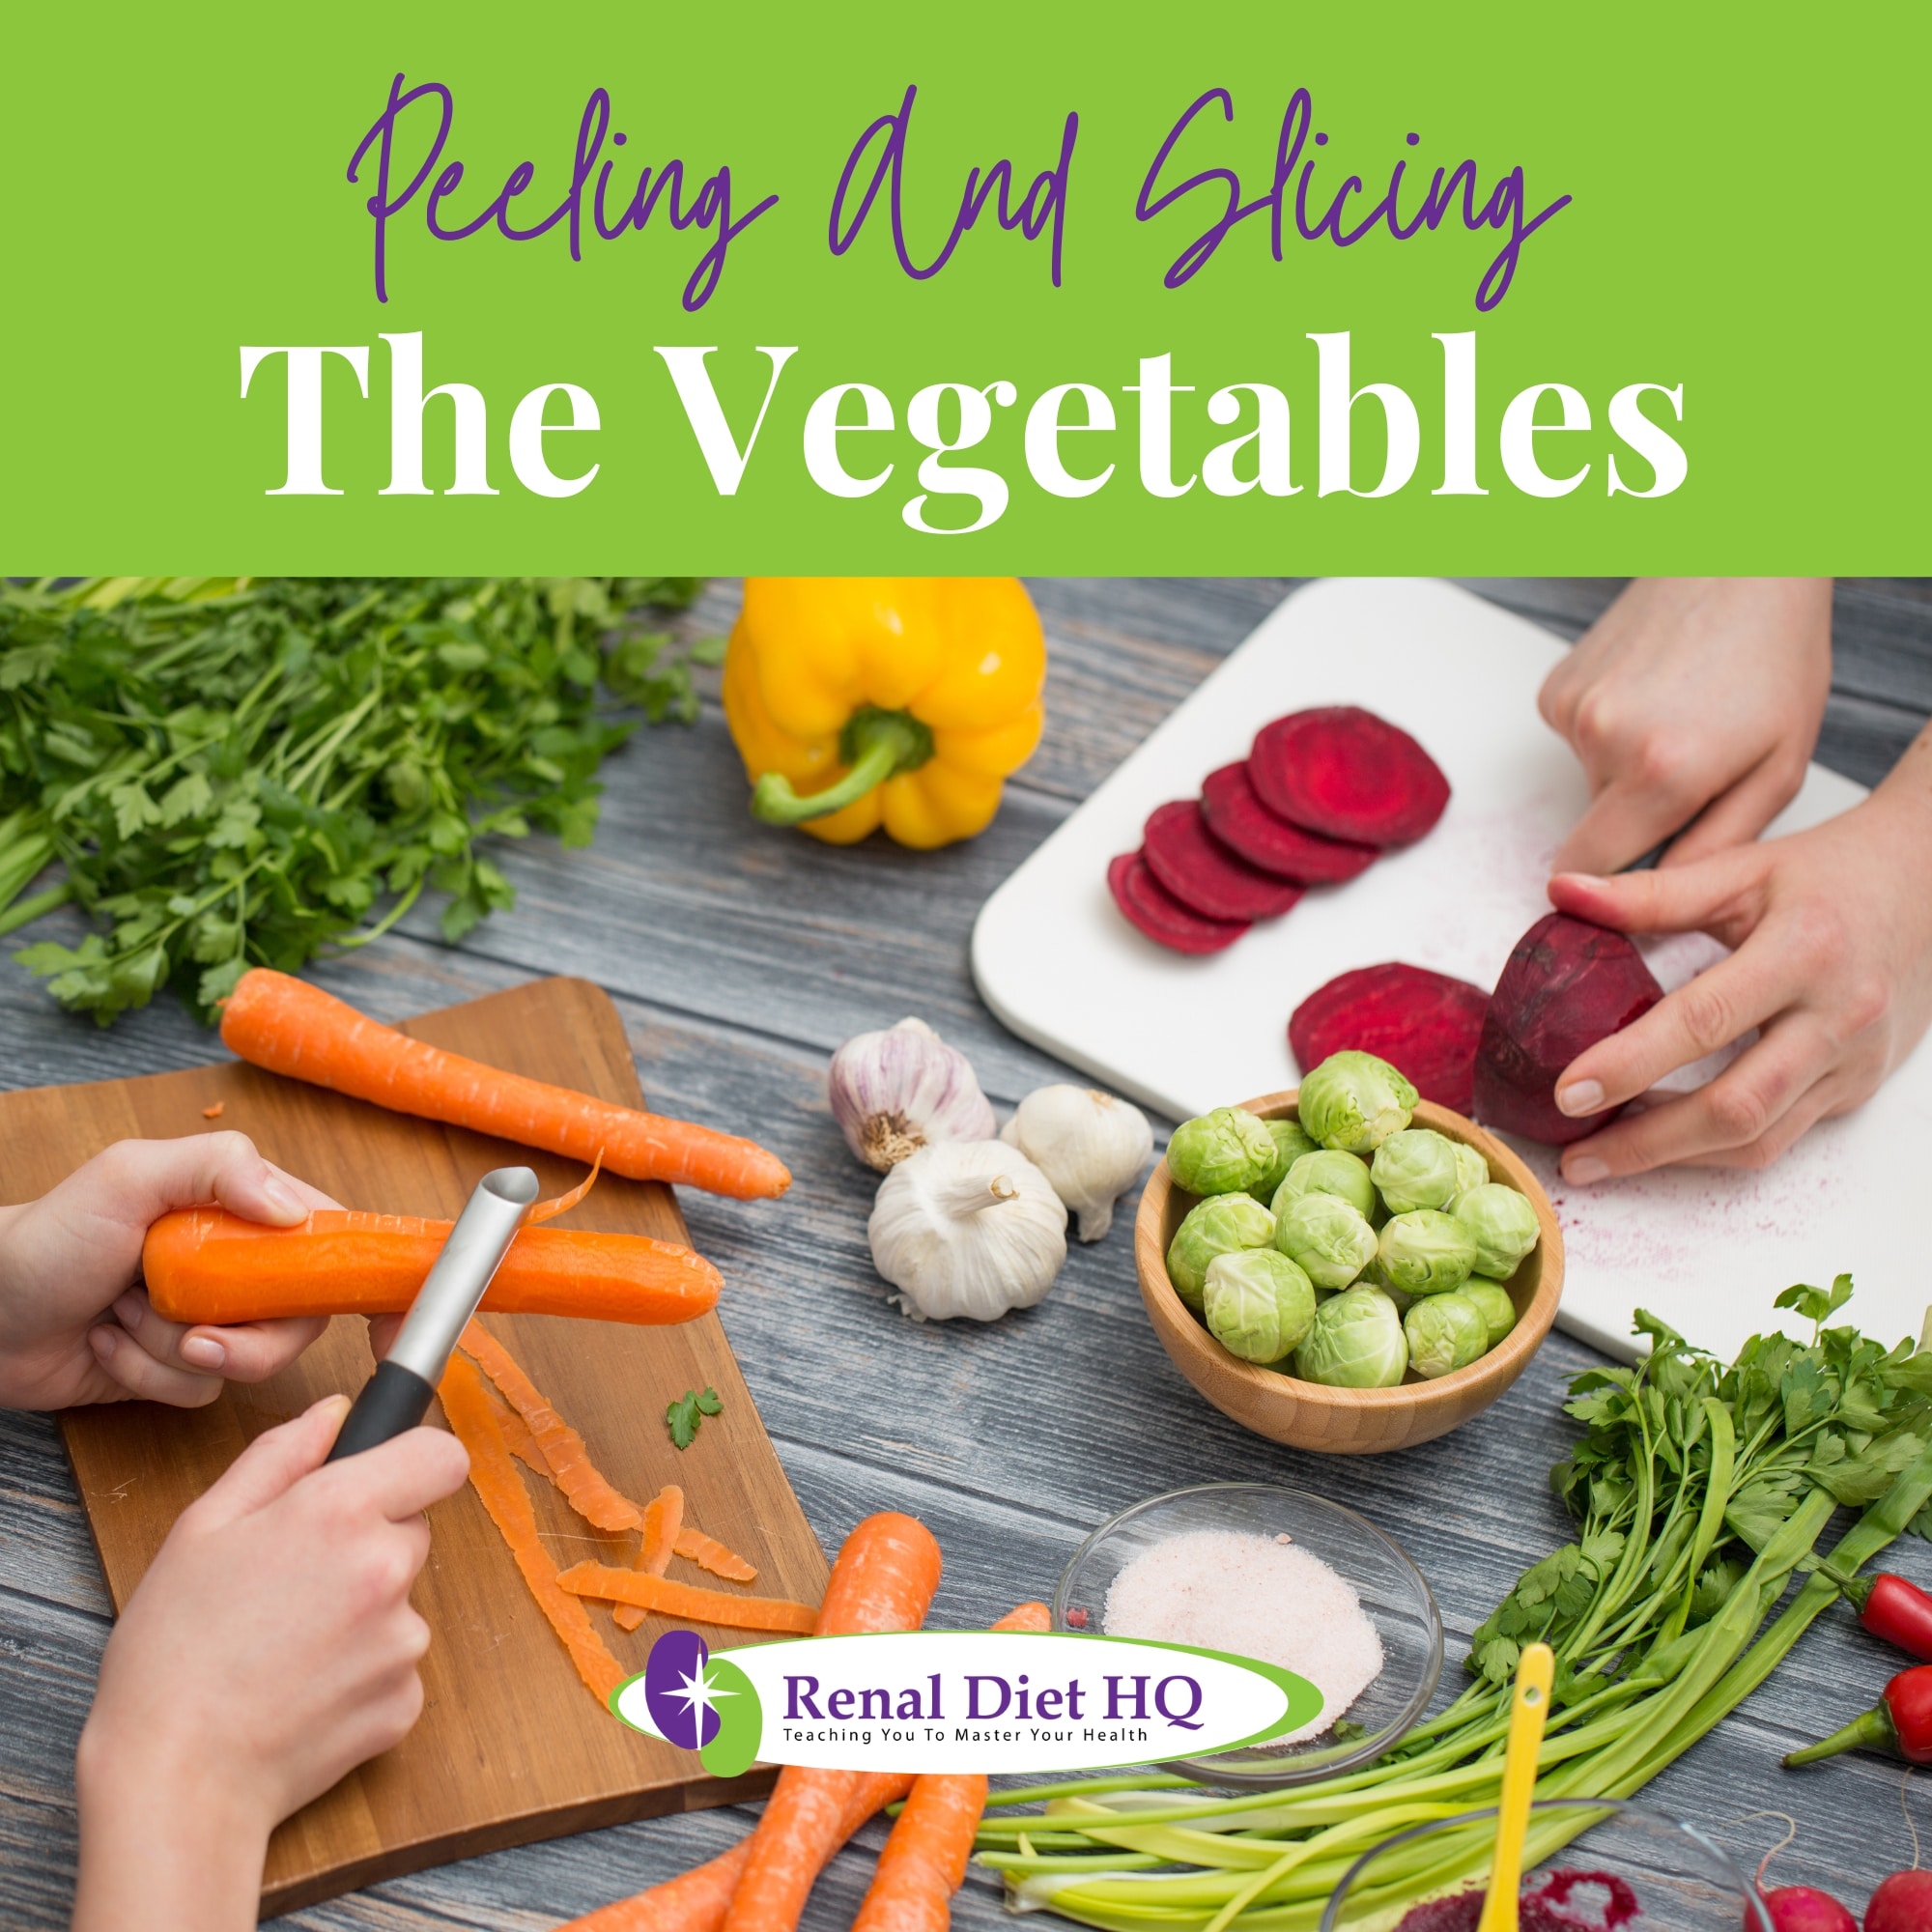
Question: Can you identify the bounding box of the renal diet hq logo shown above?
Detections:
[618,1629,1321,1776]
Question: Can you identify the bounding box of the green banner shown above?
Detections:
[4,3,1924,570]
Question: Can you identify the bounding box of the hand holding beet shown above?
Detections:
[1537,577,1833,876]
[1541,761,1932,1181]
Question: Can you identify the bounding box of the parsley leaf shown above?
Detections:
[667,1385,724,1450]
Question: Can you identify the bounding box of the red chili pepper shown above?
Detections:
[1823,1562,1932,1662]
[1784,1663,1932,1767]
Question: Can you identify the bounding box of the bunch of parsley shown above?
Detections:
[0,576,719,1023]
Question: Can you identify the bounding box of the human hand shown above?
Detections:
[1544,742,1932,1180]
[71,1397,469,1932]
[0,1133,340,1411]
[1538,578,1833,876]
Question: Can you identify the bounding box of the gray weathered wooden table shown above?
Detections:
[4,579,1929,1927]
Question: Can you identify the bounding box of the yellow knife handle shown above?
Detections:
[1476,1641,1555,1932]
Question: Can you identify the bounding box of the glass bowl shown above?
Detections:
[1053,1481,1442,1787]
[1319,1800,1773,1932]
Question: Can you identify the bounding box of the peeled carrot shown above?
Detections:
[850,1775,986,1932]
[555,1564,816,1634]
[458,1320,642,1533]
[722,1514,943,1932]
[556,1774,916,1932]
[616,1485,686,1634]
[675,1526,757,1585]
[439,1355,626,1707]
[142,1206,720,1328]
[220,968,791,1200]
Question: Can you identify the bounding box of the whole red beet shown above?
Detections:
[1756,1886,1857,1932]
[1867,1869,1932,1932]
[1473,913,1663,1145]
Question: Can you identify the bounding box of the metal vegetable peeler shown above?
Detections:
[325,1165,540,1462]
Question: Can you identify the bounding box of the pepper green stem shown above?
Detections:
[751,707,933,826]
[1783,1702,1896,1766]
[1812,1557,1870,1608]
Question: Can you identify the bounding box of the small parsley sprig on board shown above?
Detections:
[666,1386,723,1450]
[0,576,720,1023]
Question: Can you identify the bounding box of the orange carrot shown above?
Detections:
[438,1355,626,1707]
[458,1319,642,1533]
[722,1514,943,1932]
[555,1564,816,1634]
[850,1774,986,1932]
[219,968,791,1200]
[991,1601,1050,1633]
[615,1485,686,1634]
[675,1526,757,1585]
[554,1774,916,1932]
[142,1206,720,1328]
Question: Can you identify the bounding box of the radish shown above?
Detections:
[1867,1869,1932,1932]
[1755,1888,1856,1932]
[1472,912,1662,1144]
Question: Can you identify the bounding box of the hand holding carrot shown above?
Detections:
[0,1133,340,1410]
[71,1398,469,1932]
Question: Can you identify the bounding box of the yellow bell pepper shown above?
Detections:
[722,578,1046,848]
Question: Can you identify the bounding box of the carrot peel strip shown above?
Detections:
[458,1319,643,1533]
[438,1355,626,1707]
[555,1563,815,1634]
[528,1149,605,1225]
[616,1485,686,1633]
[674,1526,757,1584]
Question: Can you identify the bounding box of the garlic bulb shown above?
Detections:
[999,1084,1153,1242]
[867,1139,1067,1321]
[830,1017,996,1172]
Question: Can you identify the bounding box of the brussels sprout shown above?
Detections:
[1377,1208,1478,1294]
[1295,1051,1418,1153]
[1249,1119,1321,1205]
[1167,1107,1277,1197]
[1271,1149,1377,1220]
[1370,1129,1464,1214]
[1292,1285,1408,1388]
[1274,1191,1379,1291]
[1204,1248,1318,1364]
[1447,1140,1492,1206]
[1453,1183,1542,1279]
[1461,1277,1519,1348]
[1404,1292,1490,1378]
[1167,1193,1277,1311]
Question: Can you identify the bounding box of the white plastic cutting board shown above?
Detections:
[975,578,1932,1366]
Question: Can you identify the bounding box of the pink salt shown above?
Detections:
[1102,1528,1383,1746]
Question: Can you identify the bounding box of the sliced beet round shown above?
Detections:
[1142,799,1305,923]
[1290,963,1492,1115]
[1199,762,1379,885]
[1473,912,1664,1144]
[1249,707,1451,847]
[1107,850,1249,954]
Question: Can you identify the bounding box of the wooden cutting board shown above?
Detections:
[1,976,828,1917]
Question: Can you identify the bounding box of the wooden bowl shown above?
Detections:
[1134,1092,1563,1455]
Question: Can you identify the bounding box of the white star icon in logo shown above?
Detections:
[672,1662,736,1732]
